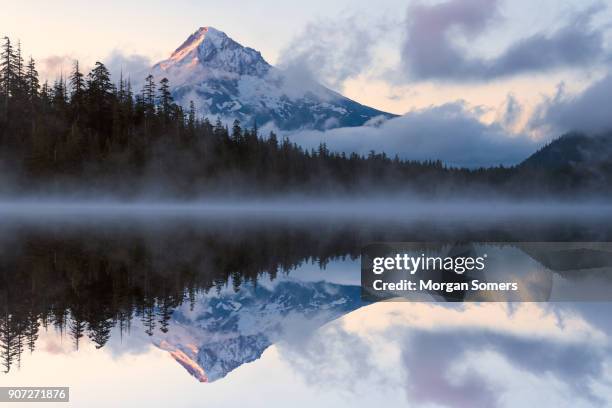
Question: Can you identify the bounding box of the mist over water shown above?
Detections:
[1,197,612,223]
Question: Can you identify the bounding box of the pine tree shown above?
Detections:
[0,37,17,102]
[124,78,134,122]
[142,303,156,337]
[7,40,25,103]
[188,100,196,131]
[85,62,113,134]
[142,74,155,116]
[69,60,84,121]
[15,41,24,88]
[231,119,242,142]
[0,311,20,373]
[268,131,278,150]
[88,319,112,349]
[40,80,51,106]
[24,312,39,353]
[25,57,39,101]
[158,77,173,121]
[52,76,68,112]
[87,62,112,96]
[157,299,173,334]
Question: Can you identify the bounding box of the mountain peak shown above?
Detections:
[151,27,394,130]
[157,26,270,76]
[169,27,225,61]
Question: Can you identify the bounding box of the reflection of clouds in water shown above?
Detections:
[277,302,612,407]
[276,323,397,393]
[37,331,78,356]
[405,332,604,407]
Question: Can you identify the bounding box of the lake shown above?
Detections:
[1,202,612,407]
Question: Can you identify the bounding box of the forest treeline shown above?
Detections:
[0,37,521,196]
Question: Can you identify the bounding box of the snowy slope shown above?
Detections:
[150,27,393,130]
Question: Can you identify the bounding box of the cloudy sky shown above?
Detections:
[2,0,612,166]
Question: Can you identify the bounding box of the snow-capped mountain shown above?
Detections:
[154,279,363,382]
[151,27,393,130]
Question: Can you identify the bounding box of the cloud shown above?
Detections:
[103,49,152,86]
[530,74,612,135]
[401,0,608,81]
[286,101,538,167]
[35,50,152,87]
[277,15,390,90]
[38,55,74,82]
[498,93,523,129]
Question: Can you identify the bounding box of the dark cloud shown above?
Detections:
[286,102,538,167]
[530,74,612,135]
[401,0,608,81]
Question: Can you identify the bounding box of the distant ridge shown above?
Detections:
[515,131,612,193]
[520,131,612,170]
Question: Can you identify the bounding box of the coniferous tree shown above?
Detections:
[0,311,21,373]
[24,312,39,354]
[85,62,113,138]
[142,74,156,116]
[0,37,16,106]
[231,119,242,143]
[25,57,39,101]
[187,100,196,132]
[15,41,23,81]
[158,77,173,122]
[69,60,85,121]
[51,76,68,115]
[40,80,49,98]
[69,314,85,350]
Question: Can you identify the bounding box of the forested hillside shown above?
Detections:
[1,37,610,197]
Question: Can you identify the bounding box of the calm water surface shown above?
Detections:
[1,204,612,407]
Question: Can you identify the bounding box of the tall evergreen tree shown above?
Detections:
[25,57,39,101]
[15,41,24,85]
[52,76,68,113]
[231,119,242,143]
[69,60,84,120]
[86,62,112,96]
[142,74,156,116]
[188,100,196,131]
[158,77,173,121]
[40,80,51,106]
[85,62,113,135]
[0,37,16,102]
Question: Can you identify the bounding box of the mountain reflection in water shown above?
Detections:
[2,211,612,386]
